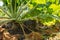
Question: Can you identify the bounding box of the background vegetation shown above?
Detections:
[0,0,60,26]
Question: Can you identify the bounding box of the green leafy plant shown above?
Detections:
[0,0,40,38]
[0,0,29,22]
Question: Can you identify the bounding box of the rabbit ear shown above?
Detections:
[3,31,19,40]
[0,27,5,32]
[0,26,2,27]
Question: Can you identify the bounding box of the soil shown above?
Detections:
[0,20,60,40]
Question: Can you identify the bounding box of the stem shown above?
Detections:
[20,23,27,38]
